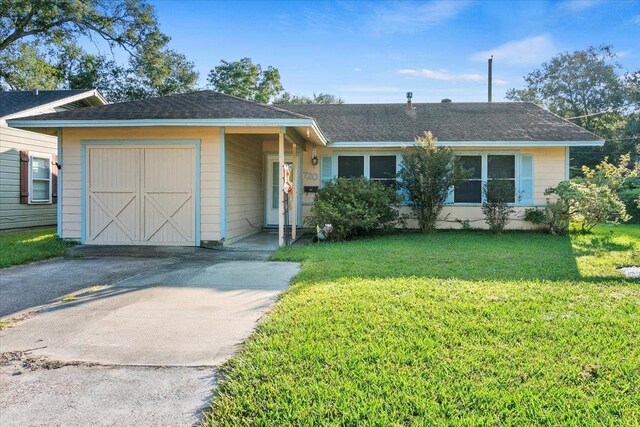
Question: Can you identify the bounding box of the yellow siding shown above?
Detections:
[294,144,567,230]
[225,135,263,241]
[0,125,57,229]
[59,125,570,242]
[60,127,221,241]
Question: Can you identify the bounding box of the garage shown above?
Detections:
[85,144,197,246]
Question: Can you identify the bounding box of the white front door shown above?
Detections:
[265,155,300,226]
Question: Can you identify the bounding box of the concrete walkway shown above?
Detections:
[0,243,298,426]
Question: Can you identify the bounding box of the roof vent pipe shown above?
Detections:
[33,89,39,96]
[405,92,415,109]
[488,55,493,103]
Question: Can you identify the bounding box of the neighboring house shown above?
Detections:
[0,90,106,230]
[8,90,603,246]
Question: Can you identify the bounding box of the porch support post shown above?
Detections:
[220,127,227,242]
[278,127,285,246]
[291,142,297,241]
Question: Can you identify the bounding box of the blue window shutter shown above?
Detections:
[520,155,534,205]
[320,155,333,188]
[445,186,454,204]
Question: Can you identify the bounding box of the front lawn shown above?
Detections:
[0,227,73,268]
[206,226,640,426]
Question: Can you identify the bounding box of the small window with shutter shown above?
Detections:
[20,151,56,204]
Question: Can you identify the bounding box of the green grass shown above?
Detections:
[205,225,640,426]
[0,227,74,268]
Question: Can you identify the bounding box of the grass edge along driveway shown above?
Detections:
[0,227,73,268]
[205,225,640,426]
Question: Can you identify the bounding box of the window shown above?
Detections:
[452,154,517,204]
[454,155,482,203]
[337,155,364,178]
[29,154,52,203]
[487,155,515,203]
[369,155,397,188]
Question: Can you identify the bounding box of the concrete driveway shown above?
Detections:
[0,245,299,426]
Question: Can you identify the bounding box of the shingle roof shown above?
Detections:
[16,90,310,121]
[10,90,602,143]
[284,102,602,142]
[0,89,97,118]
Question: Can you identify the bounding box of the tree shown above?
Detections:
[0,0,167,56]
[273,92,344,105]
[207,58,283,103]
[65,50,199,103]
[0,41,61,90]
[398,131,469,233]
[0,0,199,101]
[581,154,640,223]
[506,45,633,171]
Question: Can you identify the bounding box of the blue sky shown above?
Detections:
[148,0,640,103]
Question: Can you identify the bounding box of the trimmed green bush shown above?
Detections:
[309,177,401,241]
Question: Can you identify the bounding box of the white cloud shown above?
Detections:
[560,0,603,12]
[398,68,483,81]
[354,67,362,72]
[369,0,472,34]
[470,34,557,66]
[494,79,509,85]
[626,14,640,25]
[337,85,403,93]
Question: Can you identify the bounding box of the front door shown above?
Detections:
[266,155,303,226]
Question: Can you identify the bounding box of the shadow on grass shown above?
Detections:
[272,229,638,285]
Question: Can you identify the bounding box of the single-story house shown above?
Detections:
[8,90,603,246]
[0,89,106,230]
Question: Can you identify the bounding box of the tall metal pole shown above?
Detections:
[488,55,493,103]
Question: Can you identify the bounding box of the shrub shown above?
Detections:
[542,180,628,235]
[582,154,640,223]
[309,177,401,241]
[398,131,469,233]
[482,179,516,234]
[524,208,545,224]
[618,177,640,223]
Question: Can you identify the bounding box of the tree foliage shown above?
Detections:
[273,92,344,105]
[207,57,283,104]
[581,154,640,223]
[398,131,469,233]
[0,0,199,102]
[506,45,637,171]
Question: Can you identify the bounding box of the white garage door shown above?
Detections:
[86,145,196,245]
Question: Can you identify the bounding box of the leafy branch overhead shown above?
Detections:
[0,0,199,101]
[506,45,639,171]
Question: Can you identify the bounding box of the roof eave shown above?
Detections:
[7,117,318,129]
[0,89,107,121]
[328,140,605,148]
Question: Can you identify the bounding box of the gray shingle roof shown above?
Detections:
[284,102,602,142]
[16,90,310,121]
[0,89,97,118]
[9,90,602,143]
